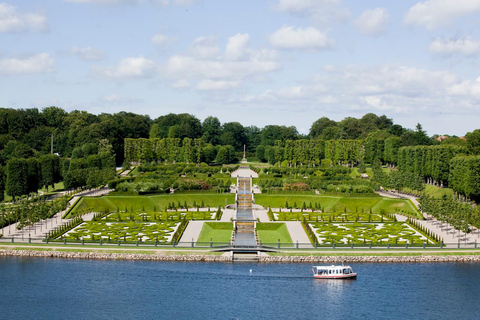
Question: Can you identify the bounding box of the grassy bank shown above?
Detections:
[66,194,235,217]
[255,194,420,218]
[256,223,292,244]
[197,222,233,243]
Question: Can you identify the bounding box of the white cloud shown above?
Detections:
[448,77,480,99]
[65,0,169,5]
[170,79,191,88]
[188,36,220,59]
[276,0,350,25]
[197,80,239,91]
[66,0,142,4]
[163,33,279,91]
[354,8,390,37]
[239,65,462,114]
[151,33,171,46]
[69,46,106,61]
[225,33,250,61]
[404,0,480,30]
[430,37,480,56]
[173,0,201,6]
[0,53,55,74]
[101,94,141,103]
[165,55,278,80]
[92,56,155,79]
[0,3,48,33]
[269,26,334,49]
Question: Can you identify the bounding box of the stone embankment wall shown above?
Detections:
[2,249,480,263]
[258,255,480,263]
[0,250,232,262]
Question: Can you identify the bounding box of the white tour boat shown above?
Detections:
[312,264,357,279]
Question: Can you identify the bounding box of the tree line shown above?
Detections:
[1,107,438,168]
[0,140,116,202]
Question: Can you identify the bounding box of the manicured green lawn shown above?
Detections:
[423,185,454,199]
[255,194,420,217]
[197,222,233,243]
[66,194,235,217]
[256,223,292,244]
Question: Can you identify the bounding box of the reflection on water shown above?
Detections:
[313,278,355,298]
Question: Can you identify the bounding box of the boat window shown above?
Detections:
[344,268,348,274]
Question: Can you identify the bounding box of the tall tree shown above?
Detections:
[6,158,28,201]
[201,116,221,145]
[150,113,201,140]
[260,125,298,146]
[465,129,480,155]
[221,122,246,151]
[0,164,5,202]
[26,158,40,194]
[309,117,337,139]
[39,154,60,191]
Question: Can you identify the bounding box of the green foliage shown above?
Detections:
[39,154,61,190]
[0,165,5,202]
[449,155,480,199]
[397,145,467,186]
[6,158,28,200]
[324,140,364,166]
[419,195,477,232]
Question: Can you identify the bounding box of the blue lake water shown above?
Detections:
[1,256,480,319]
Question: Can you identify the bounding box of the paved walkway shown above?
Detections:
[1,187,113,241]
[377,190,479,248]
[230,168,258,178]
[220,208,236,222]
[255,208,270,222]
[179,221,205,244]
[285,221,312,248]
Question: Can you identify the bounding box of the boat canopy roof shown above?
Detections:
[313,265,352,270]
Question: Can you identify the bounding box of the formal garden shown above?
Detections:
[308,222,434,245]
[2,110,480,247]
[63,221,180,242]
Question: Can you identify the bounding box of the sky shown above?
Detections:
[1,0,480,136]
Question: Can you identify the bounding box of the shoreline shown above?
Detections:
[2,247,480,263]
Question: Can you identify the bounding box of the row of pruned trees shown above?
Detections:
[63,152,116,190]
[397,145,467,187]
[0,150,116,202]
[395,145,480,201]
[419,195,479,232]
[124,138,236,165]
[0,196,69,231]
[449,156,480,200]
[256,139,365,167]
[2,155,61,201]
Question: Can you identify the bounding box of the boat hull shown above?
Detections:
[313,273,357,280]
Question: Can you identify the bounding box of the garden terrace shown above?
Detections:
[64,194,235,218]
[309,222,435,245]
[256,223,292,245]
[255,194,421,219]
[197,222,233,244]
[63,221,179,242]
